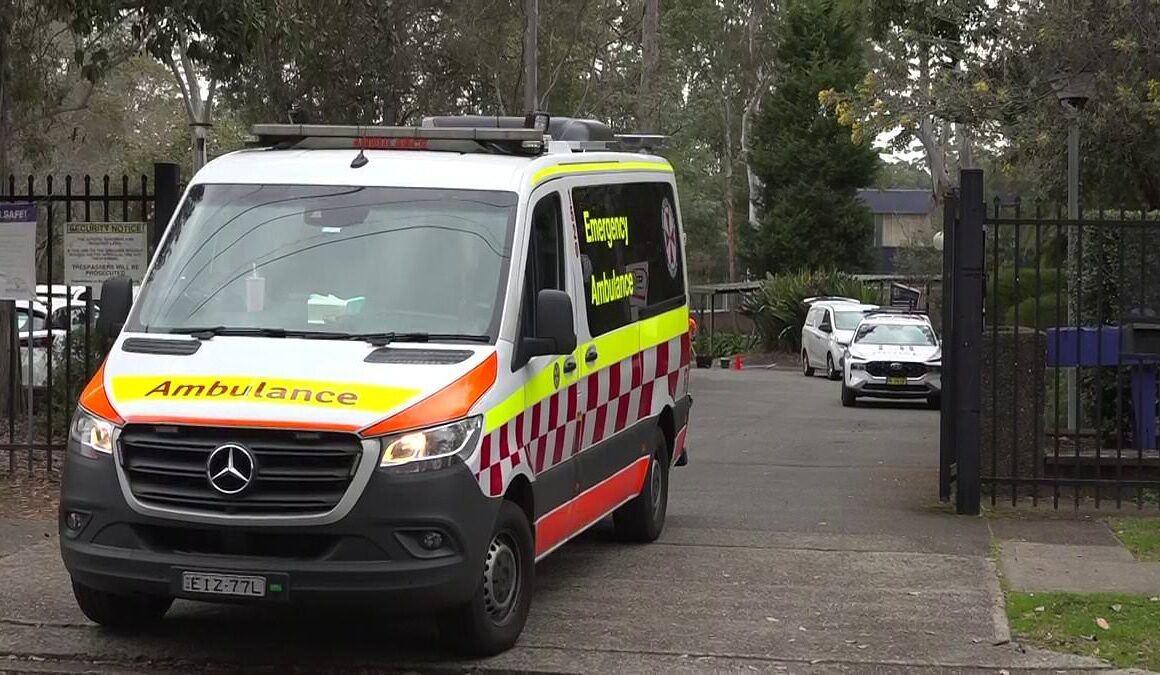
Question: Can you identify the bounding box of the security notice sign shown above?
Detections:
[64,221,149,286]
[0,203,38,300]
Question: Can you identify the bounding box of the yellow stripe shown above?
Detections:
[111,375,420,413]
[532,161,673,186]
[483,305,689,433]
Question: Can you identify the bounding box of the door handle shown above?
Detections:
[563,357,577,374]
[584,346,599,363]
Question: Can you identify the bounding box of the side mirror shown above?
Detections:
[522,289,577,360]
[96,276,134,339]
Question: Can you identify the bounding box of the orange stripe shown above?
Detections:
[78,361,124,425]
[535,456,650,558]
[121,415,361,432]
[359,353,498,437]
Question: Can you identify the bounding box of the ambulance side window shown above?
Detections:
[521,193,565,338]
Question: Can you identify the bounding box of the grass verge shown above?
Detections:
[1007,591,1160,671]
[1109,517,1160,562]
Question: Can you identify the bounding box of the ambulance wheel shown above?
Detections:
[613,427,669,543]
[439,500,533,656]
[71,580,172,631]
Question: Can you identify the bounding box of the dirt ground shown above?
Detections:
[0,455,61,520]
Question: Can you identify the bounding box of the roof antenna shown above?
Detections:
[351,121,369,169]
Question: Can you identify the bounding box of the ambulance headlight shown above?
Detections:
[70,408,117,458]
[378,416,482,471]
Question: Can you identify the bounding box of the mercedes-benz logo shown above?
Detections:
[205,444,255,495]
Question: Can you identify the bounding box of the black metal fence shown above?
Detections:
[1,163,180,475]
[942,168,1160,512]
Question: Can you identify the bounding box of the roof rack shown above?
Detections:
[248,124,547,156]
[802,295,865,306]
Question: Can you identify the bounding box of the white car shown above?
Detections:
[14,300,99,389]
[841,310,941,408]
[801,298,879,380]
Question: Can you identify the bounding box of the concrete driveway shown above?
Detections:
[0,369,1109,672]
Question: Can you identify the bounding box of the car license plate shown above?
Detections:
[181,571,266,598]
[886,376,907,386]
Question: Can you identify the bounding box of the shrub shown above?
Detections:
[740,269,878,352]
[1002,294,1068,330]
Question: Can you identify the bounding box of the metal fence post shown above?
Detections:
[151,162,180,255]
[954,169,985,515]
[939,189,958,502]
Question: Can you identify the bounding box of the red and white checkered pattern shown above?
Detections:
[473,332,691,498]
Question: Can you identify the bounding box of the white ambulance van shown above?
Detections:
[59,116,693,655]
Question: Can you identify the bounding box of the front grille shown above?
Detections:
[865,361,926,378]
[119,425,363,516]
[864,383,930,394]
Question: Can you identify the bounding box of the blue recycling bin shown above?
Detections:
[1045,326,1158,450]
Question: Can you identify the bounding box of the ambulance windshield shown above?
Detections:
[129,184,517,340]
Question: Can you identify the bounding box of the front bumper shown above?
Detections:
[59,435,499,611]
[845,367,941,399]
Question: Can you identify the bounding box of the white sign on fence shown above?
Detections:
[0,203,38,300]
[63,221,149,287]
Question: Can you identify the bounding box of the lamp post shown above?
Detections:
[1051,70,1094,431]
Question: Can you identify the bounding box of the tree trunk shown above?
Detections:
[722,98,737,282]
[523,0,539,112]
[741,93,762,230]
[637,0,660,131]
[0,29,23,422]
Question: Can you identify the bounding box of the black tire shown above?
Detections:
[614,428,670,543]
[801,351,815,377]
[927,394,942,410]
[71,580,172,631]
[841,383,857,407]
[826,354,841,381]
[438,500,534,657]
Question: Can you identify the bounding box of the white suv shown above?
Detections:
[801,298,878,380]
[841,310,941,408]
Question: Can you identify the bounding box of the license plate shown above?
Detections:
[181,571,266,598]
[886,376,908,386]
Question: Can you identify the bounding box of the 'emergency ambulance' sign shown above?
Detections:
[64,221,148,286]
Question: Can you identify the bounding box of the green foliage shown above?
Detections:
[1109,518,1160,562]
[741,269,878,352]
[707,333,760,358]
[748,0,878,276]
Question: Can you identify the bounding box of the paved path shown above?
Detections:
[0,369,1112,672]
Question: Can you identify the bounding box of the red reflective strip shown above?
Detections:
[615,393,630,432]
[352,137,429,150]
[632,352,643,388]
[534,456,649,558]
[592,404,608,444]
[680,332,692,366]
[673,425,688,463]
[655,341,670,379]
[607,361,622,400]
[638,380,654,420]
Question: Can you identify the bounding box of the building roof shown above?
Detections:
[857,189,935,215]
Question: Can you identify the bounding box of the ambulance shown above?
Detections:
[59,115,693,655]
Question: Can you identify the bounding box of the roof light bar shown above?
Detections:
[248,124,546,155]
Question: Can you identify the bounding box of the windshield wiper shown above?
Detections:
[171,327,350,340]
[345,332,492,347]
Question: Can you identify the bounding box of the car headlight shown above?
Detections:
[378,416,482,472]
[847,360,866,370]
[926,362,941,374]
[70,408,117,458]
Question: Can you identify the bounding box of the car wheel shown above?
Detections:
[614,427,670,543]
[438,500,534,656]
[826,354,841,381]
[71,580,172,631]
[801,351,815,377]
[926,394,941,410]
[841,383,857,407]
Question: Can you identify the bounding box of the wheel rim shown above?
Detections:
[482,532,521,624]
[827,354,834,375]
[648,457,664,519]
